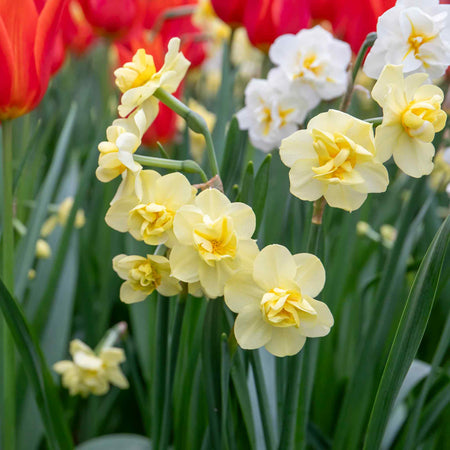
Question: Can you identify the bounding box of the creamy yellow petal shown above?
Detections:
[172,205,203,245]
[292,253,325,298]
[324,183,367,212]
[393,134,434,178]
[224,271,265,313]
[101,348,126,365]
[265,328,306,357]
[157,275,182,297]
[70,339,94,357]
[279,130,316,167]
[198,259,235,298]
[297,296,334,338]
[234,306,272,350]
[139,170,161,203]
[225,202,256,239]
[169,245,202,283]
[371,65,404,106]
[120,281,151,304]
[155,172,196,207]
[253,244,297,290]
[105,196,138,232]
[352,162,389,194]
[289,159,324,201]
[194,188,230,220]
[106,367,129,389]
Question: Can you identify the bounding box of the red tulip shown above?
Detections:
[311,0,395,53]
[79,0,144,38]
[142,101,179,147]
[0,0,68,120]
[210,0,245,28]
[61,1,96,54]
[243,0,311,51]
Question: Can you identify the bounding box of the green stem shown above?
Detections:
[249,351,276,450]
[133,153,208,182]
[1,120,16,450]
[154,88,220,177]
[339,32,377,112]
[151,295,170,448]
[365,117,383,127]
[159,293,186,450]
[278,200,324,449]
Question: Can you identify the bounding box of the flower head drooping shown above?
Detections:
[53,339,128,397]
[106,170,197,246]
[372,64,446,177]
[237,73,309,152]
[364,0,450,80]
[225,244,333,357]
[114,37,191,119]
[113,254,181,303]
[169,188,259,298]
[269,25,352,110]
[280,110,389,212]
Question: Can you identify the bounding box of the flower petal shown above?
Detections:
[234,306,272,350]
[224,271,264,313]
[293,253,325,298]
[265,328,306,357]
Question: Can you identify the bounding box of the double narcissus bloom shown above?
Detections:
[364,0,450,80]
[113,254,181,303]
[0,0,67,120]
[114,37,190,121]
[169,188,259,298]
[280,110,389,212]
[372,64,446,177]
[237,73,309,152]
[269,25,352,110]
[106,170,197,246]
[225,245,333,357]
[53,339,129,397]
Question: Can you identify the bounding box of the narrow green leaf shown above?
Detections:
[0,278,73,449]
[76,434,151,450]
[237,161,254,205]
[253,154,272,236]
[364,216,449,450]
[14,104,78,299]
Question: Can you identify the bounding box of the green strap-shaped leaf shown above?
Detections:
[76,434,151,449]
[237,161,254,206]
[363,216,449,450]
[253,154,272,236]
[0,278,73,449]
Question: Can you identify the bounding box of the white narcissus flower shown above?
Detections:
[236,73,309,152]
[106,170,197,246]
[114,38,191,119]
[169,188,259,298]
[269,25,352,109]
[113,254,181,303]
[225,245,333,357]
[280,110,389,212]
[372,65,446,177]
[364,0,450,80]
[53,339,128,397]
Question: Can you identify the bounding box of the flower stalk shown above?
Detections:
[339,32,377,112]
[154,88,220,178]
[1,120,16,450]
[133,154,208,182]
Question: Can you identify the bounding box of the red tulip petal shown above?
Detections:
[35,0,68,86]
[0,16,14,109]
[0,0,39,112]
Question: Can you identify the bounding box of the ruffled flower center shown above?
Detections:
[260,287,316,328]
[129,260,161,290]
[401,96,446,142]
[115,49,157,92]
[311,129,361,181]
[193,216,237,264]
[130,203,175,240]
[294,52,324,79]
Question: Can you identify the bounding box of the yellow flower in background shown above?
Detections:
[169,188,258,298]
[106,170,196,246]
[184,99,216,163]
[35,239,51,259]
[430,148,450,191]
[372,64,447,178]
[193,0,230,45]
[280,110,389,212]
[114,38,190,119]
[40,197,86,237]
[113,254,181,303]
[53,339,128,397]
[224,244,333,357]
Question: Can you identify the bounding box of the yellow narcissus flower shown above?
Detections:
[113,254,181,303]
[53,339,128,397]
[41,197,86,237]
[35,239,51,259]
[224,245,333,357]
[280,110,389,212]
[114,37,190,119]
[169,188,259,299]
[106,170,197,246]
[372,64,447,178]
